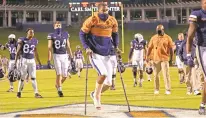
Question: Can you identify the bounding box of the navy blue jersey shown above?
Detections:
[174,39,183,54]
[19,37,38,59]
[47,32,69,54]
[189,9,206,47]
[131,39,147,50]
[178,39,196,64]
[75,50,83,59]
[5,42,17,60]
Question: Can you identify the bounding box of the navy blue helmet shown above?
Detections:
[8,68,21,82]
[68,59,78,75]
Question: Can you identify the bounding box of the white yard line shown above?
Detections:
[0,104,205,118]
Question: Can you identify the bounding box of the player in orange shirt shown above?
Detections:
[146,24,174,95]
[79,3,120,110]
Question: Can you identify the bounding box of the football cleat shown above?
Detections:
[154,90,159,95]
[35,93,43,98]
[90,91,101,110]
[7,88,14,92]
[58,91,64,97]
[148,78,152,81]
[198,106,206,115]
[194,90,201,96]
[165,90,171,95]
[17,92,21,98]
[110,85,116,90]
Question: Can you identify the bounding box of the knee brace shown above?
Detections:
[97,75,106,84]
[31,78,36,80]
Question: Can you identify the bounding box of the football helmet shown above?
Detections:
[8,34,16,42]
[145,66,153,75]
[68,59,78,75]
[134,33,144,42]
[8,68,21,82]
[117,55,125,73]
[8,34,16,39]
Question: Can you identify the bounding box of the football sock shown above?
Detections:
[58,86,62,92]
[133,71,137,82]
[31,79,38,93]
[134,78,137,83]
[18,80,24,92]
[10,82,13,89]
[78,71,80,77]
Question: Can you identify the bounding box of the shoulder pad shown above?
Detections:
[47,33,53,40]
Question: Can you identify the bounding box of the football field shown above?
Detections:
[0,25,203,115]
[0,67,202,114]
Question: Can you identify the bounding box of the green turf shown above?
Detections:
[1,26,201,113]
[0,25,187,63]
[0,67,202,113]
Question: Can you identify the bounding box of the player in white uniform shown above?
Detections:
[74,45,84,78]
[129,33,147,87]
[15,28,42,98]
[47,21,74,97]
[2,34,18,92]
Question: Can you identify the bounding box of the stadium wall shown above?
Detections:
[16,23,67,32]
[125,20,176,30]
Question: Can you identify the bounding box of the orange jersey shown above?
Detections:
[149,49,154,60]
[148,34,174,61]
[81,12,118,37]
